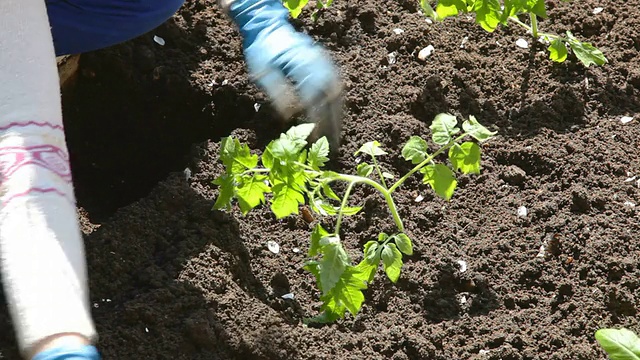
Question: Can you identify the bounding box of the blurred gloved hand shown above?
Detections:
[32,344,100,360]
[222,0,343,153]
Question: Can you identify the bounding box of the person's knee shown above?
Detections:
[153,0,185,25]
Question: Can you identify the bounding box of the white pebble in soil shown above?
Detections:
[517,205,528,218]
[418,45,435,61]
[456,259,467,273]
[621,116,634,124]
[153,35,165,46]
[516,38,529,49]
[267,240,280,254]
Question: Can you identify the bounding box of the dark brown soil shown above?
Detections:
[2,0,640,359]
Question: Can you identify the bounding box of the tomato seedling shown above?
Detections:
[282,0,333,19]
[212,113,496,322]
[420,0,607,67]
[595,328,640,360]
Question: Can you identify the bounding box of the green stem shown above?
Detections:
[508,16,557,41]
[529,13,538,38]
[371,155,388,190]
[316,173,405,233]
[334,181,356,235]
[388,133,467,193]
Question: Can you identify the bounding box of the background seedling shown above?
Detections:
[419,0,606,67]
[212,113,496,321]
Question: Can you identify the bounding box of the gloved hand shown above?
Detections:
[32,344,100,360]
[222,0,343,153]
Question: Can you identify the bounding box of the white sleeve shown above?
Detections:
[0,0,97,355]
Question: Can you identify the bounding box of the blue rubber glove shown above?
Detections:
[224,0,343,152]
[32,345,100,360]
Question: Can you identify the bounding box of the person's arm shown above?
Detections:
[0,0,98,359]
[219,0,343,154]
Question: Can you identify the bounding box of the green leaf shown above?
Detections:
[528,0,547,18]
[363,240,380,264]
[549,39,568,63]
[430,113,460,145]
[421,164,458,201]
[341,206,363,216]
[402,136,429,164]
[354,259,378,284]
[448,142,481,175]
[420,0,439,20]
[212,174,236,210]
[357,162,374,177]
[566,32,607,67]
[236,175,270,214]
[381,243,403,283]
[308,136,330,170]
[472,0,502,32]
[435,0,467,19]
[220,137,258,174]
[282,0,310,18]
[355,141,388,157]
[394,233,413,256]
[271,183,304,218]
[322,183,341,201]
[462,115,497,142]
[378,232,389,242]
[319,267,367,318]
[595,328,640,360]
[309,224,329,257]
[318,241,349,294]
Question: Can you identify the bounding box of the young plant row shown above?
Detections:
[212,113,496,321]
[282,0,606,67]
[420,0,606,67]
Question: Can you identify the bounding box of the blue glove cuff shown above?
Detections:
[227,0,291,46]
[32,344,101,360]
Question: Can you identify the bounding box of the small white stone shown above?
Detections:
[456,259,467,273]
[479,349,490,355]
[153,35,165,46]
[221,79,229,86]
[267,240,280,254]
[625,176,637,183]
[459,295,467,305]
[393,28,404,35]
[281,293,295,300]
[292,247,301,253]
[517,205,528,218]
[425,18,433,24]
[145,327,149,333]
[415,194,424,202]
[621,116,634,124]
[254,103,261,112]
[387,52,397,65]
[593,7,604,14]
[460,36,469,49]
[418,45,435,61]
[624,201,636,208]
[536,244,546,258]
[183,168,192,181]
[516,38,529,49]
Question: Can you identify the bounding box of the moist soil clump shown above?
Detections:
[1,0,639,359]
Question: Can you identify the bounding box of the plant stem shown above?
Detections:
[319,173,405,233]
[371,155,388,190]
[529,13,538,38]
[334,181,356,235]
[508,16,557,41]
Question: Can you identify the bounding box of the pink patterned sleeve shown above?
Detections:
[0,0,97,356]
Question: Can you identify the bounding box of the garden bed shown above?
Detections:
[1,0,639,358]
